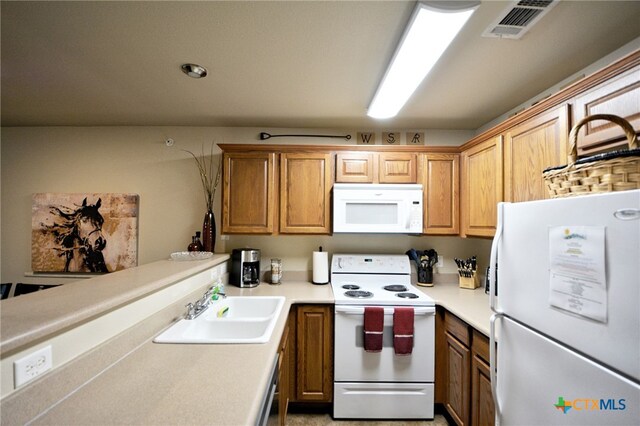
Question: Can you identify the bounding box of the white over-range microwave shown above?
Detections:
[332,183,423,234]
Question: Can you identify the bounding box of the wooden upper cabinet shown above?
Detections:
[280,152,332,234]
[335,152,374,183]
[420,153,459,235]
[461,136,503,238]
[378,152,417,183]
[222,152,276,234]
[503,105,569,203]
[573,64,640,155]
[335,152,416,183]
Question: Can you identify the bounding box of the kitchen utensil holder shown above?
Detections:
[459,272,479,289]
[542,114,639,198]
[417,266,433,287]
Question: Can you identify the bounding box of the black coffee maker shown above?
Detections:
[230,248,261,287]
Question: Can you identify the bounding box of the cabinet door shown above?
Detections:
[276,312,291,426]
[335,152,374,183]
[461,136,503,238]
[574,64,640,155]
[296,305,333,402]
[222,152,276,234]
[420,153,459,235]
[471,331,495,426]
[445,332,471,426]
[378,152,417,183]
[280,153,332,234]
[504,105,569,203]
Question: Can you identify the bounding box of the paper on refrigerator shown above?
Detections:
[548,226,607,322]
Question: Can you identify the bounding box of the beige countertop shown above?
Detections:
[415,278,492,336]
[1,267,491,425]
[5,280,334,426]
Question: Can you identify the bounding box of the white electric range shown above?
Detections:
[330,254,436,420]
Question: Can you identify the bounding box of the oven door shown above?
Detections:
[334,305,435,383]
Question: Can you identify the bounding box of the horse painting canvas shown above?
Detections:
[32,193,139,273]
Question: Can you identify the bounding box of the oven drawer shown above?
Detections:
[334,305,435,383]
[333,382,434,419]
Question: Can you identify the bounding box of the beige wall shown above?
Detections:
[1,126,488,286]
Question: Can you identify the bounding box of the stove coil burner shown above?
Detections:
[396,292,419,299]
[342,284,360,290]
[344,290,374,299]
[383,285,408,292]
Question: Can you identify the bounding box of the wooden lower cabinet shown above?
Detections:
[289,304,333,403]
[445,331,471,425]
[471,330,495,426]
[273,311,292,426]
[444,310,472,425]
[438,309,495,426]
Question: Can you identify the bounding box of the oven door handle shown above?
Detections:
[334,306,435,316]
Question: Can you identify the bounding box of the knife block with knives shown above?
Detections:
[455,256,479,289]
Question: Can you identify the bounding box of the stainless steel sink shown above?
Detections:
[154,296,285,344]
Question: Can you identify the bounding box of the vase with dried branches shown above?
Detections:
[184,143,222,253]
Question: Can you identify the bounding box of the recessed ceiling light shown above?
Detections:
[181,63,208,79]
[367,1,478,119]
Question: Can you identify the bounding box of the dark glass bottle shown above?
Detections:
[188,232,204,252]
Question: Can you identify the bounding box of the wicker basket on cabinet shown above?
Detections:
[542,114,639,198]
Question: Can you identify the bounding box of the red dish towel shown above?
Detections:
[393,307,414,355]
[364,307,384,352]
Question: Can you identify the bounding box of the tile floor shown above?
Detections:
[286,413,450,425]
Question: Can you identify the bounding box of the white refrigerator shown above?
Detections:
[489,190,640,425]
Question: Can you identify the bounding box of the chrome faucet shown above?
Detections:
[184,285,226,320]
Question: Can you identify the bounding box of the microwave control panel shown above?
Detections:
[409,200,422,232]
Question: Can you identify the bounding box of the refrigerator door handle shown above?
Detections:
[489,202,504,312]
[490,312,503,426]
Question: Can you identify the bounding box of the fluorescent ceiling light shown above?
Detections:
[367,1,478,119]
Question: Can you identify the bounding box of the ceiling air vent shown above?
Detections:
[482,0,558,39]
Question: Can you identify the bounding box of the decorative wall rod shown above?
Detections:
[260,132,351,141]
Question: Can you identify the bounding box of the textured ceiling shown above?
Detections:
[2,1,640,130]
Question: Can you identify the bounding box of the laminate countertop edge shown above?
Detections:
[0,255,231,356]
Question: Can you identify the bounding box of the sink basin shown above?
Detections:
[200,296,284,320]
[154,296,285,344]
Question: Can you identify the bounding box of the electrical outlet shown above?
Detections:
[14,345,52,388]
[436,255,444,268]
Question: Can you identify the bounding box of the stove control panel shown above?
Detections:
[331,254,410,275]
